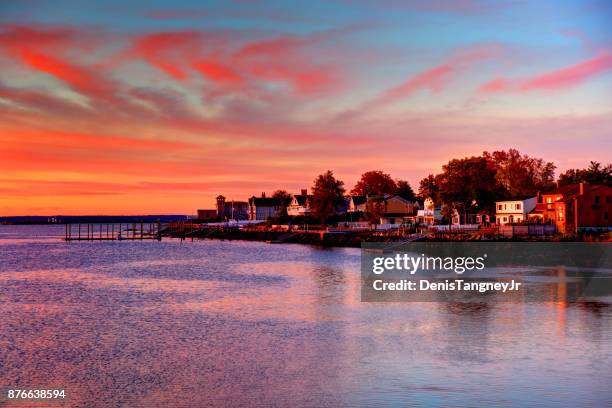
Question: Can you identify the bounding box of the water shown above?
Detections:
[0,225,610,407]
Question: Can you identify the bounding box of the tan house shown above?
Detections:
[375,195,420,225]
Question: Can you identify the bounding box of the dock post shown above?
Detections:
[78,224,81,240]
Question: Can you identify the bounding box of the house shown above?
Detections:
[216,195,248,221]
[197,209,217,221]
[495,197,537,225]
[374,195,420,225]
[248,193,281,220]
[347,196,367,212]
[529,183,612,233]
[287,189,312,216]
[416,197,442,225]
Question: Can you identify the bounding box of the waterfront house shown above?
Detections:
[495,196,537,225]
[216,195,249,221]
[347,196,367,212]
[529,183,612,233]
[375,195,420,225]
[248,193,281,221]
[287,189,312,216]
[416,197,442,225]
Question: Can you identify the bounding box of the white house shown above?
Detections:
[416,197,442,225]
[495,197,537,225]
[347,196,367,212]
[287,189,311,216]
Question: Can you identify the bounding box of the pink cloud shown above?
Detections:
[479,51,612,93]
[376,64,452,104]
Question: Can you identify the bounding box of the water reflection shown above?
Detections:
[0,225,610,407]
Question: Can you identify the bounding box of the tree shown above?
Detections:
[437,156,501,222]
[483,149,556,197]
[351,170,397,196]
[558,161,612,186]
[395,179,416,201]
[418,174,440,201]
[310,170,346,225]
[272,190,292,216]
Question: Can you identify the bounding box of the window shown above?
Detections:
[498,204,502,211]
[503,217,507,222]
[558,208,564,220]
[516,203,521,210]
[595,196,600,204]
[604,212,608,220]
[607,196,611,204]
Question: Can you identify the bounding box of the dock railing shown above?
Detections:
[64,222,162,241]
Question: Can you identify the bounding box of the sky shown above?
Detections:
[0,0,611,215]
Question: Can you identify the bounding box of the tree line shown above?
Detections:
[269,149,611,225]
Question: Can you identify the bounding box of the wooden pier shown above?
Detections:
[64,222,162,241]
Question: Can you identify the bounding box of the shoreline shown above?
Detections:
[167,228,611,247]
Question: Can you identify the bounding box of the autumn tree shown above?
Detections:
[558,161,612,186]
[351,170,397,196]
[272,190,292,216]
[437,156,501,222]
[310,170,346,225]
[483,149,556,197]
[395,180,416,202]
[418,174,440,201]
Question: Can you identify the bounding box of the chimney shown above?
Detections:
[261,192,266,198]
[536,191,541,203]
[301,189,307,196]
[579,182,584,195]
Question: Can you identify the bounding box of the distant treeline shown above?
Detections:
[0,215,189,224]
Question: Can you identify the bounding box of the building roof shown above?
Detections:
[542,183,582,197]
[495,196,536,203]
[249,196,280,207]
[350,195,367,205]
[381,212,416,218]
[291,194,312,205]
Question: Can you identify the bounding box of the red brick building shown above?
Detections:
[529,183,612,233]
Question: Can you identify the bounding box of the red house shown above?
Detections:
[529,183,612,233]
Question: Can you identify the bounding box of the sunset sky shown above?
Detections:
[1,0,611,215]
